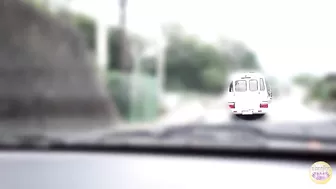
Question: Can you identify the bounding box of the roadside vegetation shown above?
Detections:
[293,73,336,111]
[30,0,265,121]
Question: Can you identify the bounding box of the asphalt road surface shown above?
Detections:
[128,87,335,128]
[202,90,335,124]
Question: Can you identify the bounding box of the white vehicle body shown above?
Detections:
[227,72,272,116]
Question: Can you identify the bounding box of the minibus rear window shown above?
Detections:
[260,78,265,91]
[249,79,258,91]
[235,80,247,92]
[229,82,233,92]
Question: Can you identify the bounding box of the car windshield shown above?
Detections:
[0,0,335,153]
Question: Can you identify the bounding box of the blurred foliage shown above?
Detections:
[73,14,96,50]
[71,13,262,119]
[303,73,336,107]
[292,73,318,88]
[141,23,261,93]
[71,15,261,94]
[28,0,48,9]
[107,72,159,121]
[72,15,147,71]
[25,4,263,120]
[323,74,336,102]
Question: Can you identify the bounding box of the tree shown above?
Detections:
[304,73,336,103]
[217,39,261,71]
[107,27,148,70]
[72,13,148,71]
[163,30,227,93]
[64,14,269,118]
[73,17,263,94]
[292,73,318,88]
[142,24,262,94]
[27,0,49,10]
[73,14,96,50]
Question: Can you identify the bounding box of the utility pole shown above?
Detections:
[157,35,166,101]
[93,0,108,71]
[119,0,136,121]
[96,22,108,70]
[129,46,143,121]
[119,0,129,72]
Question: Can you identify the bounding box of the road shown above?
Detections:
[51,89,335,141]
[202,87,335,124]
[156,100,206,126]
[74,86,335,142]
[202,97,331,124]
[83,87,335,138]
[155,86,336,126]
[122,86,335,130]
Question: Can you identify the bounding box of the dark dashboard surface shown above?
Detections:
[0,151,334,189]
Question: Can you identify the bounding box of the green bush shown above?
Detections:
[326,83,336,101]
[305,78,336,103]
[107,72,129,118]
[107,71,159,122]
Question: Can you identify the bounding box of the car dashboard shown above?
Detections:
[0,151,335,189]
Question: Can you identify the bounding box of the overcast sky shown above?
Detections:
[65,0,336,79]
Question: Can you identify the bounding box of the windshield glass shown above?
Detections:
[1,0,336,153]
